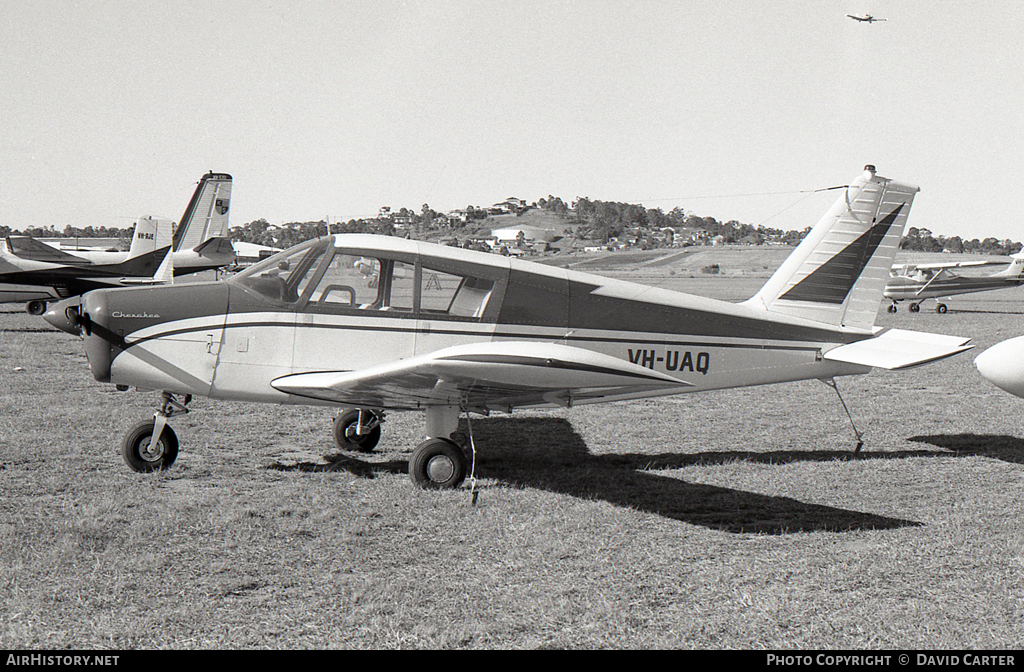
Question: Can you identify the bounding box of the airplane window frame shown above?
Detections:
[234,240,508,322]
[231,238,331,305]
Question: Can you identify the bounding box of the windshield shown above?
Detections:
[231,238,331,303]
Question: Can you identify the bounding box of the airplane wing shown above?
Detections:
[823,329,972,370]
[892,260,1009,272]
[5,236,92,265]
[271,341,691,411]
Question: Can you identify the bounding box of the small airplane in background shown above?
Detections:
[976,336,1024,398]
[46,165,973,490]
[1,216,172,314]
[0,172,235,314]
[847,14,886,23]
[884,253,1024,313]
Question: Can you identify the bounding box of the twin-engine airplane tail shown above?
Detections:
[125,216,173,259]
[169,172,235,274]
[743,165,913,332]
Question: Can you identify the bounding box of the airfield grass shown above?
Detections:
[3,249,1024,648]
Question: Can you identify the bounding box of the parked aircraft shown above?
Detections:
[0,172,234,314]
[884,253,1024,313]
[975,336,1024,398]
[847,14,886,22]
[46,165,973,489]
[1,216,171,314]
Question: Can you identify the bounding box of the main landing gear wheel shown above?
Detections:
[936,303,948,314]
[909,302,920,313]
[332,409,382,452]
[121,420,179,473]
[409,438,467,489]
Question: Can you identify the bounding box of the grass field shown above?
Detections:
[2,250,1024,649]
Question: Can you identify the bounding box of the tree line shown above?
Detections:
[3,203,1019,256]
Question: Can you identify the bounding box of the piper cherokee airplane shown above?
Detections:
[45,165,974,489]
[0,171,234,314]
[847,13,886,22]
[884,253,1024,313]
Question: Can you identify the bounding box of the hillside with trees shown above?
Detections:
[3,197,1019,257]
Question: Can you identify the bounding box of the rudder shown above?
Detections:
[172,172,233,252]
[742,165,918,331]
[126,216,173,259]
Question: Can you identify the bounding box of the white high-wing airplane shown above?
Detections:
[45,166,973,489]
[0,172,235,314]
[884,253,1024,313]
[847,13,886,23]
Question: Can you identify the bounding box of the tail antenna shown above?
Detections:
[821,377,864,455]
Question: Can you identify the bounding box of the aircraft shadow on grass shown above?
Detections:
[907,434,1024,465]
[285,416,924,534]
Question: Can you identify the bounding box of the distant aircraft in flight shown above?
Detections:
[847,14,887,23]
[46,165,972,489]
[884,254,1024,314]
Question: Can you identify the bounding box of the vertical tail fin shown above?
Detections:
[126,216,173,259]
[994,252,1024,278]
[171,172,233,252]
[741,165,918,331]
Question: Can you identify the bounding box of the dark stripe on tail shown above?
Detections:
[779,203,904,304]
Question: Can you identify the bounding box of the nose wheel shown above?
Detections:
[121,392,190,472]
[122,420,179,472]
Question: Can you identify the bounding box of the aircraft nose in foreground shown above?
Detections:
[975,336,1024,398]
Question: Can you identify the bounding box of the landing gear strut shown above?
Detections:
[121,392,190,472]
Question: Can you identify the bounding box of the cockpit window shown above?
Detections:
[232,238,330,303]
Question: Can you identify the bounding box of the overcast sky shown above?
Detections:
[2,1,1022,241]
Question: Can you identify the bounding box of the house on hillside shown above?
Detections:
[491,197,528,215]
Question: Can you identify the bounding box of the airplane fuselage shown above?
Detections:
[884,274,1024,301]
[68,235,872,411]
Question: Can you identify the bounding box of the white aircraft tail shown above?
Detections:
[172,172,233,252]
[742,165,918,331]
[126,216,174,259]
[994,252,1024,278]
